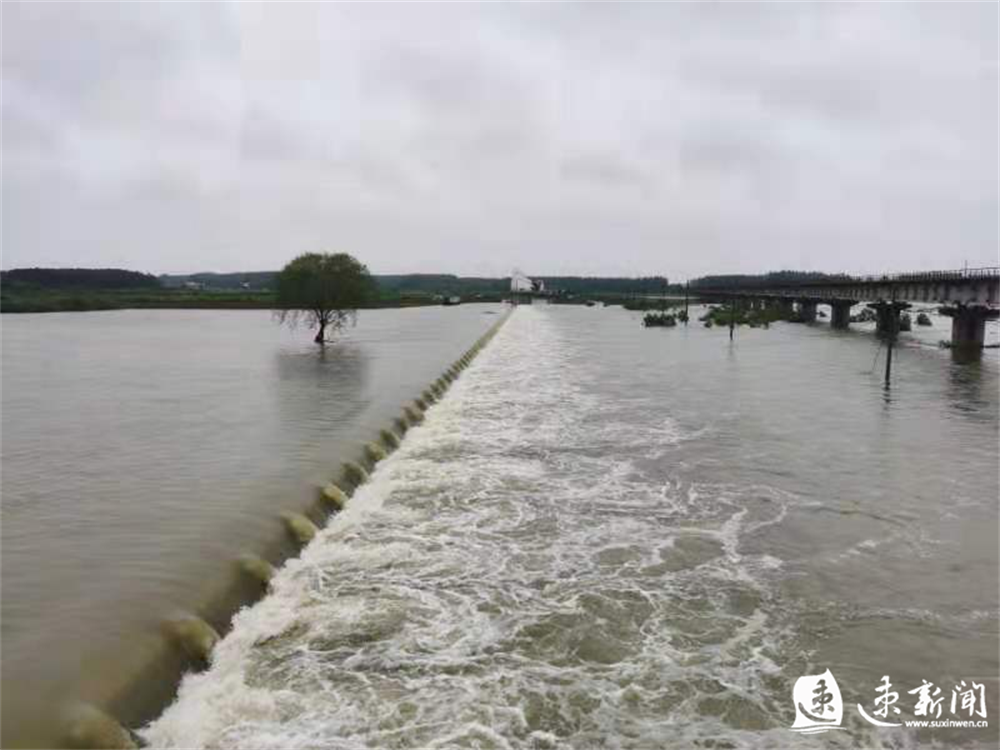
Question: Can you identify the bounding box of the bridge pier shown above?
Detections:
[774,298,795,316]
[940,304,998,356]
[830,300,854,329]
[868,301,911,337]
[797,300,817,323]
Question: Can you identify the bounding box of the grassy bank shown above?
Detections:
[0,286,496,313]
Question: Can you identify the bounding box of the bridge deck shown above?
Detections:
[694,267,999,307]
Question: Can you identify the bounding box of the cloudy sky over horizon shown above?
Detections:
[2,2,997,278]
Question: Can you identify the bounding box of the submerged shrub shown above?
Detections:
[698,304,789,328]
[643,312,677,327]
[851,307,877,323]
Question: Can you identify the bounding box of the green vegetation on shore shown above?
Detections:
[158,271,671,297]
[0,287,272,313]
[0,278,493,313]
[1,266,849,314]
[0,286,459,313]
[1,267,664,313]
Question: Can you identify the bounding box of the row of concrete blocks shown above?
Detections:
[63,310,513,750]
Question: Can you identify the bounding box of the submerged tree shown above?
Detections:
[274,253,375,344]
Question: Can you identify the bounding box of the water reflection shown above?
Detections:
[946,360,991,418]
[272,344,371,477]
[950,345,985,365]
[274,341,368,414]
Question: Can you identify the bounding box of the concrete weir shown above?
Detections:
[282,512,319,545]
[163,616,220,667]
[379,428,400,451]
[341,460,370,488]
[364,441,388,467]
[320,483,348,510]
[63,704,140,750]
[238,554,275,588]
[56,307,514,749]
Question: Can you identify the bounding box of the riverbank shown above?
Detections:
[0,287,497,313]
[0,288,685,314]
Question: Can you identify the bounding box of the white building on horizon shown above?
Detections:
[511,271,533,292]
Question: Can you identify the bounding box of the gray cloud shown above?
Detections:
[2,1,996,277]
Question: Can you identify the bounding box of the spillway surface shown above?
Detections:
[145,305,999,749]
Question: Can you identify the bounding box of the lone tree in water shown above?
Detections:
[274,252,375,344]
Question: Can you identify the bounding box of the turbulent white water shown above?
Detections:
[144,306,997,749]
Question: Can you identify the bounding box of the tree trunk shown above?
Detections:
[314,320,326,344]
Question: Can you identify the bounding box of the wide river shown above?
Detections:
[1,305,504,747]
[3,303,998,748]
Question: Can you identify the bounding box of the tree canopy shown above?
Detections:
[273,252,375,343]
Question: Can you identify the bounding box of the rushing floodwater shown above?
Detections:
[135,304,998,750]
[1,305,503,748]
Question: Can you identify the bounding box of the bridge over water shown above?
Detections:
[694,267,1000,352]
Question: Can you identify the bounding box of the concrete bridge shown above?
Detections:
[694,267,1000,352]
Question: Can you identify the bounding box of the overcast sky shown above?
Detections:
[2,2,997,278]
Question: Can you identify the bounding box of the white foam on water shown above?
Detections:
[143,307,898,749]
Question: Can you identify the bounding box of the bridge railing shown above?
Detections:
[694,267,1000,291]
[828,267,999,285]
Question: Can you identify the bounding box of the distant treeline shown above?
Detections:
[2,267,161,289]
[3,267,676,313]
[4,267,852,296]
[159,272,671,296]
[374,274,671,296]
[689,270,850,288]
